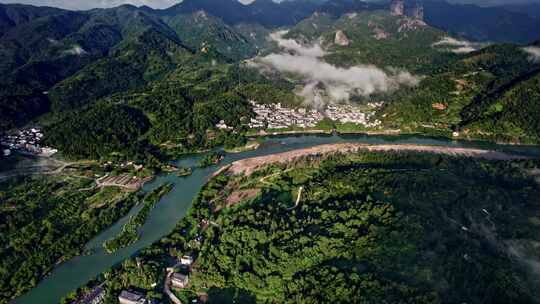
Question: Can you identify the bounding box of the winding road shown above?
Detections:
[164,269,183,304]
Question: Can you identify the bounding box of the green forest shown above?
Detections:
[0,177,137,302]
[3,2,540,303]
[103,184,173,253]
[63,151,540,304]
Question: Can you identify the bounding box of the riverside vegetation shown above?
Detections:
[2,0,540,162]
[3,1,540,303]
[0,177,137,302]
[103,184,173,253]
[62,150,540,304]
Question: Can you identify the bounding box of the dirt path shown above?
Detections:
[288,186,303,211]
[225,143,530,176]
[259,168,294,186]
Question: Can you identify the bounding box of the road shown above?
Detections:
[164,269,183,304]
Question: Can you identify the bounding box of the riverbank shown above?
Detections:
[224,141,261,153]
[248,128,540,147]
[14,134,540,304]
[225,143,531,176]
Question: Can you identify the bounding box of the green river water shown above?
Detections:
[13,134,540,304]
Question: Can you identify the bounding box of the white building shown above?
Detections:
[171,273,189,289]
[118,290,147,304]
[216,120,233,130]
[180,255,194,266]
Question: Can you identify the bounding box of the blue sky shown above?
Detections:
[0,0,539,10]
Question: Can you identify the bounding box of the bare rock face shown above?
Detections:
[410,5,424,21]
[373,28,390,40]
[432,103,448,111]
[390,0,405,16]
[335,30,350,46]
[398,18,427,32]
[405,0,425,21]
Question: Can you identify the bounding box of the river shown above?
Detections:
[13,134,540,304]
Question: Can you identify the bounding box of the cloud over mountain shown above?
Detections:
[432,37,488,53]
[250,31,420,107]
[523,46,540,62]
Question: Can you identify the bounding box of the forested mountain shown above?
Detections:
[47,27,193,111]
[0,3,64,36]
[380,41,540,142]
[161,0,321,27]
[2,0,540,147]
[284,9,451,70]
[162,10,258,61]
[3,2,540,303]
[0,3,192,130]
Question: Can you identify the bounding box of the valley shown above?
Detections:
[37,135,540,304]
[1,0,540,303]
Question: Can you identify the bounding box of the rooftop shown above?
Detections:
[119,290,145,301]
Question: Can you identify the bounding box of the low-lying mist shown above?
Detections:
[249,31,421,107]
[432,37,488,53]
[523,46,540,62]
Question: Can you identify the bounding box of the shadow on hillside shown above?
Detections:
[207,287,256,304]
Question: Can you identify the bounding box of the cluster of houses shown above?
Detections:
[215,120,233,130]
[248,101,324,129]
[74,254,195,304]
[115,254,195,304]
[245,101,382,130]
[324,104,382,128]
[169,254,195,290]
[0,127,58,157]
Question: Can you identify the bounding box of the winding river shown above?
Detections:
[13,134,540,304]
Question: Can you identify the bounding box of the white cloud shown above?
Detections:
[522,46,540,62]
[269,30,326,58]
[432,37,488,54]
[251,31,420,107]
[64,45,87,56]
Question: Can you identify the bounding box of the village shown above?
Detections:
[0,127,58,157]
[244,101,382,130]
[75,243,200,304]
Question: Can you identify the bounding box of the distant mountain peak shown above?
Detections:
[390,0,424,20]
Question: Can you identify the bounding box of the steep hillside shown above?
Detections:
[163,10,257,61]
[161,0,320,28]
[2,0,540,147]
[459,70,540,143]
[0,4,190,131]
[285,9,452,70]
[48,28,192,111]
[380,42,540,142]
[0,3,64,36]
[45,103,150,159]
[0,2,272,132]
